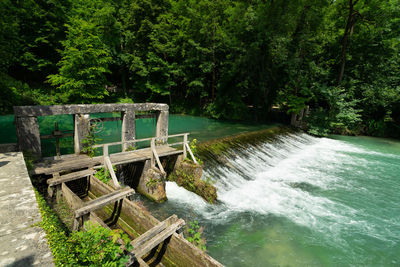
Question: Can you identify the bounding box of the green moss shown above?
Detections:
[169,163,217,204]
[197,126,295,162]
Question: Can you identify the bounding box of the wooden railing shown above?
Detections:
[92,133,197,186]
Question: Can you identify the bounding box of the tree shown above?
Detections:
[48,0,118,102]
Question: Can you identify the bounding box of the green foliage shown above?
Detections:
[187,139,203,165]
[67,222,132,266]
[1,0,399,138]
[306,86,362,136]
[47,0,118,102]
[125,145,137,152]
[186,220,206,251]
[81,129,101,157]
[94,167,116,185]
[22,151,35,173]
[146,177,160,190]
[34,189,131,266]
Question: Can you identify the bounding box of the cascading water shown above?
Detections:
[160,131,400,266]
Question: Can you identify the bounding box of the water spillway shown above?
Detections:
[149,130,400,266]
[1,112,399,266]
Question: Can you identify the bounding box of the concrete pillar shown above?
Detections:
[156,110,168,143]
[136,160,167,203]
[74,114,90,154]
[121,110,136,151]
[15,116,42,158]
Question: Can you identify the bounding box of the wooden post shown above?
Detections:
[156,110,168,144]
[15,116,42,158]
[74,114,90,154]
[183,134,188,159]
[150,138,155,168]
[121,110,136,151]
[185,143,198,164]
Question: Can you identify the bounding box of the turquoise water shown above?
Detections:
[1,113,399,266]
[143,132,400,266]
[0,114,272,157]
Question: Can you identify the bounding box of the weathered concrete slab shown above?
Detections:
[14,103,168,117]
[0,144,17,153]
[0,152,53,267]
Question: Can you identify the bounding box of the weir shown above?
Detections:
[12,103,222,267]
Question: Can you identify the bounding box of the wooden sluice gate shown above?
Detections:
[14,103,223,267]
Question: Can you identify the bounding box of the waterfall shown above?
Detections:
[166,132,399,242]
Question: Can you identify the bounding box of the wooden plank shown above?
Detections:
[89,177,223,267]
[183,134,187,159]
[40,132,74,139]
[104,156,120,188]
[47,169,95,186]
[14,103,168,117]
[75,187,134,218]
[131,215,178,249]
[62,183,84,210]
[137,258,149,267]
[32,146,182,175]
[151,142,165,174]
[131,219,185,259]
[185,143,198,164]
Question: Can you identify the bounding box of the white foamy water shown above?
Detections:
[166,133,394,241]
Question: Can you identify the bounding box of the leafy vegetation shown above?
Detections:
[187,139,203,165]
[81,129,101,157]
[186,220,206,251]
[94,167,116,185]
[34,189,132,266]
[1,0,399,138]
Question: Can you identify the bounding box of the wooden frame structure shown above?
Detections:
[58,174,222,266]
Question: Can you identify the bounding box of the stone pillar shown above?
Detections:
[156,110,168,142]
[136,160,167,203]
[15,116,42,158]
[74,114,90,154]
[121,110,136,151]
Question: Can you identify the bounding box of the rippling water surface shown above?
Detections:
[1,114,399,266]
[148,132,400,266]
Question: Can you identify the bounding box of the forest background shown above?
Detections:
[1,0,399,137]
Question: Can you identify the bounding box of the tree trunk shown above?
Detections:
[338,0,359,85]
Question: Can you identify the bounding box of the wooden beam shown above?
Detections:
[40,132,74,139]
[131,215,178,249]
[104,156,120,188]
[130,219,185,260]
[136,258,149,267]
[74,187,134,218]
[47,169,94,186]
[185,143,198,164]
[32,146,182,175]
[183,134,187,159]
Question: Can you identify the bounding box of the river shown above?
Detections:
[1,114,399,266]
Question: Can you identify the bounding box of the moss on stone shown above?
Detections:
[169,161,217,204]
[198,126,294,157]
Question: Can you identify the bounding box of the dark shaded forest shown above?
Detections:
[1,0,399,137]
